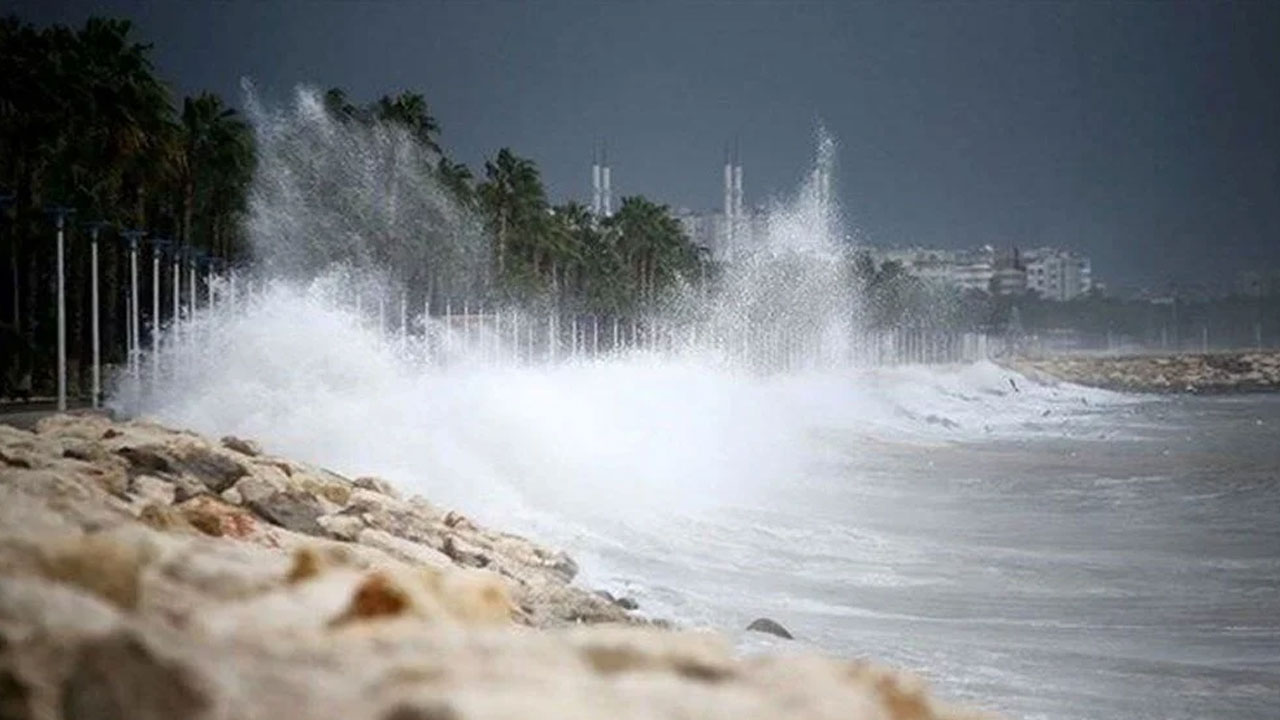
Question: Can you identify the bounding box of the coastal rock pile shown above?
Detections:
[0,414,990,720]
[1010,350,1280,394]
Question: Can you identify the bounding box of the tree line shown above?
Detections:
[1,14,706,399]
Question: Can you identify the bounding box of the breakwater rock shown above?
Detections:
[0,414,990,720]
[1009,350,1280,394]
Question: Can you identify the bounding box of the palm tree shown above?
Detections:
[477,148,547,281]
[374,92,441,154]
[607,196,696,307]
[437,157,474,208]
[177,92,252,257]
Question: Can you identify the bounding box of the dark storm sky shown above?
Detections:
[14,1,1280,289]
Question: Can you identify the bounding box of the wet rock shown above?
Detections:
[231,473,286,506]
[746,617,793,640]
[60,631,210,720]
[594,590,638,611]
[247,490,327,537]
[169,475,208,504]
[173,446,249,493]
[115,445,175,476]
[354,476,399,498]
[442,510,474,530]
[545,551,578,583]
[219,435,261,457]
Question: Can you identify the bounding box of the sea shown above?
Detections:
[130,285,1280,720]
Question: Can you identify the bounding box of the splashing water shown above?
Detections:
[119,94,1122,562]
[124,85,1122,531]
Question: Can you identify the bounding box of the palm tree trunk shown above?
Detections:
[497,213,506,277]
[182,178,195,248]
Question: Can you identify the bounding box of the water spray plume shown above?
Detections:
[120,87,1112,550]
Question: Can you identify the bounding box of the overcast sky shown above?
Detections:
[15,1,1280,289]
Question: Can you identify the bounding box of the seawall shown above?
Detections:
[1007,350,1280,394]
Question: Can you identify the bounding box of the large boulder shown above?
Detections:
[746,617,794,640]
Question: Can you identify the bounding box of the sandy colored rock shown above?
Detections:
[354,475,400,498]
[0,414,993,720]
[1009,350,1280,394]
[221,435,262,457]
[61,630,212,720]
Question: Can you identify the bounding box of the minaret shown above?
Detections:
[601,145,612,217]
[591,146,602,217]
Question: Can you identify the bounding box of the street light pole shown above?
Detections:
[151,238,171,381]
[172,246,181,346]
[47,207,75,411]
[120,230,146,383]
[84,222,112,408]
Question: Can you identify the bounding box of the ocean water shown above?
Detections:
[129,286,1280,720]
[124,92,1280,717]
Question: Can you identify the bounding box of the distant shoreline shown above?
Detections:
[1006,350,1280,394]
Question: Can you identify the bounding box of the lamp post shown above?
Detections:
[150,238,172,380]
[83,222,113,407]
[119,230,146,383]
[46,207,76,411]
[172,245,182,345]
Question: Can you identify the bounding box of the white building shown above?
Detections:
[1023,248,1092,300]
[864,244,1100,298]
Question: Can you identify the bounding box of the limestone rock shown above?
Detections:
[0,414,991,720]
[129,474,175,507]
[354,475,400,498]
[172,444,249,493]
[231,471,287,506]
[39,529,159,610]
[220,435,262,457]
[247,490,327,536]
[179,496,257,540]
[61,631,211,720]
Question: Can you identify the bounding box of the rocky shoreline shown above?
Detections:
[0,413,989,720]
[1007,350,1280,394]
